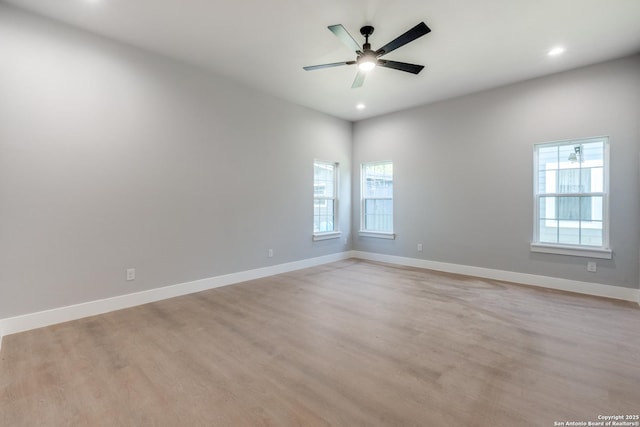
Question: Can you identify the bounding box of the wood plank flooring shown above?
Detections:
[1,259,639,426]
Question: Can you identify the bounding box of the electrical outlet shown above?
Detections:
[417,243,423,252]
[268,248,274,258]
[587,261,597,273]
[126,268,136,281]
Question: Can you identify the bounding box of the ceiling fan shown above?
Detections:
[303,22,431,88]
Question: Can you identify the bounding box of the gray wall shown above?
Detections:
[0,4,352,318]
[1,4,638,323]
[353,55,640,289]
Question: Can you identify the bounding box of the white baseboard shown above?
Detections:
[1,250,638,353]
[0,252,352,351]
[351,251,640,303]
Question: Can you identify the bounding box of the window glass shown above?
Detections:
[314,161,338,234]
[361,161,393,233]
[533,137,608,249]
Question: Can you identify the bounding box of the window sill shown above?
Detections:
[312,231,341,241]
[359,231,396,240]
[530,243,612,259]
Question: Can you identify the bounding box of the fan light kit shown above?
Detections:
[358,54,377,71]
[304,22,431,88]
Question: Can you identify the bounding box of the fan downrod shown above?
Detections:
[360,26,374,50]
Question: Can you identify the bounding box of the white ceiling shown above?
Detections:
[4,0,640,121]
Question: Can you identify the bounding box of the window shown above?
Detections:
[360,161,394,239]
[313,161,340,240]
[532,137,611,258]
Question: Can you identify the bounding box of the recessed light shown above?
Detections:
[548,46,565,56]
[356,103,366,110]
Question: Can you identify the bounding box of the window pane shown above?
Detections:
[539,219,558,244]
[539,196,556,220]
[580,221,603,246]
[582,141,604,167]
[580,196,594,221]
[558,197,580,220]
[585,167,603,192]
[538,146,558,172]
[557,169,581,193]
[363,162,393,198]
[364,199,393,232]
[558,220,580,245]
[314,200,334,232]
[580,168,592,192]
[538,169,559,195]
[314,162,335,198]
[586,196,603,221]
[559,145,578,170]
[365,214,377,229]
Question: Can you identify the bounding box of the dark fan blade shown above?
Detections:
[375,22,431,56]
[303,61,356,71]
[378,60,424,74]
[351,70,366,88]
[328,24,363,54]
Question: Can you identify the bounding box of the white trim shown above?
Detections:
[312,231,342,241]
[0,252,352,346]
[2,250,638,353]
[530,243,612,259]
[358,231,396,240]
[351,251,639,303]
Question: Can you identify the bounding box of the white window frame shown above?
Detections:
[359,161,395,240]
[313,160,341,241]
[531,136,611,259]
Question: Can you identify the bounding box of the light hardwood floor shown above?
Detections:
[1,259,639,426]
